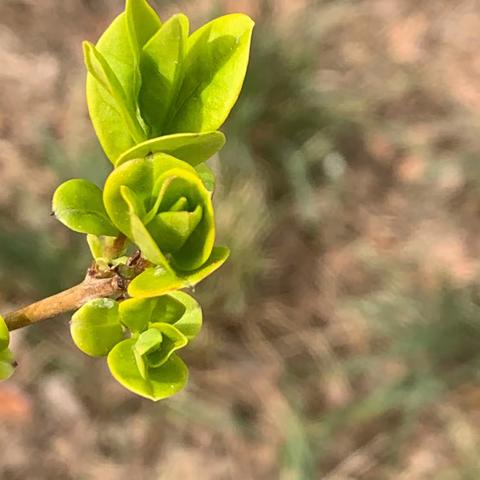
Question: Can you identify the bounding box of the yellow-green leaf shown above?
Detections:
[0,315,9,351]
[128,246,230,298]
[139,14,189,136]
[166,14,254,133]
[115,131,225,167]
[70,299,124,357]
[108,340,188,401]
[53,179,119,236]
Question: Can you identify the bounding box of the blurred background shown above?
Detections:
[2,0,480,478]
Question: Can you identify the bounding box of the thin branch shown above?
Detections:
[4,274,126,331]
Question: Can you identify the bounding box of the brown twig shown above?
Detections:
[4,274,127,331]
[3,246,150,331]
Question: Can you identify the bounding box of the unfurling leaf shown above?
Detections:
[53,179,119,236]
[108,340,188,401]
[104,154,215,271]
[119,291,202,339]
[134,323,187,377]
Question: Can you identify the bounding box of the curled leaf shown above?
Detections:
[104,154,215,271]
[134,323,187,377]
[119,291,202,340]
[108,339,188,401]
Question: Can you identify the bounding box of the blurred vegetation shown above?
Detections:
[1,0,480,479]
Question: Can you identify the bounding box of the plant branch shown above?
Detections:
[4,273,127,331]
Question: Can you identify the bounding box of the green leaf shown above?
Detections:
[149,294,186,325]
[149,204,203,252]
[133,327,162,378]
[70,298,124,357]
[53,179,119,236]
[167,291,202,340]
[0,315,9,351]
[146,323,187,366]
[128,246,230,298]
[115,131,225,167]
[135,327,163,356]
[166,14,254,133]
[119,297,154,333]
[119,292,202,340]
[139,14,189,136]
[93,13,135,99]
[84,41,146,145]
[86,13,145,163]
[104,154,215,271]
[134,324,187,378]
[108,339,188,401]
[126,0,161,60]
[126,0,162,104]
[119,186,172,270]
[0,348,15,381]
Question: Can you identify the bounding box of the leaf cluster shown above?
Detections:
[71,292,201,400]
[13,0,254,400]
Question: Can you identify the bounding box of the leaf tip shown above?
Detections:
[82,40,94,60]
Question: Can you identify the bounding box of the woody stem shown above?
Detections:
[3,274,127,331]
